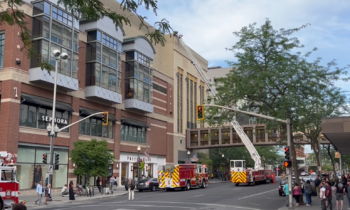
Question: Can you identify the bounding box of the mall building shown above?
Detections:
[0,0,208,192]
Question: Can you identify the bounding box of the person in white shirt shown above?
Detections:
[320,182,326,210]
[109,176,115,192]
[61,184,68,196]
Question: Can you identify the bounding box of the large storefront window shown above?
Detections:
[30,1,79,79]
[125,51,153,103]
[78,108,116,139]
[121,163,129,186]
[85,30,122,93]
[120,124,146,143]
[16,146,68,189]
[19,98,71,132]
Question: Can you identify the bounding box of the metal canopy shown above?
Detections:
[322,116,350,155]
[79,108,117,121]
[21,93,74,112]
[121,118,148,128]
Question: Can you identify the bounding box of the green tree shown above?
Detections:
[197,152,213,170]
[207,19,349,193]
[71,139,114,178]
[1,0,173,70]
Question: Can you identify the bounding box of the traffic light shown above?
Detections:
[42,154,47,164]
[196,105,204,121]
[55,154,59,164]
[284,146,290,160]
[284,160,292,168]
[102,112,108,125]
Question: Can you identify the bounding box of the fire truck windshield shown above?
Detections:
[165,165,174,173]
[1,169,14,181]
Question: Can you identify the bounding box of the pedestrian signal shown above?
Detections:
[102,112,108,125]
[196,105,204,121]
[284,160,292,168]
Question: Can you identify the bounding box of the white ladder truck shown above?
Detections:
[178,38,272,186]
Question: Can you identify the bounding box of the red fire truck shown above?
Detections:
[0,151,25,209]
[159,164,209,191]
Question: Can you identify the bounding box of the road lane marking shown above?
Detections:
[116,205,192,209]
[233,188,242,190]
[237,189,276,200]
[188,194,205,198]
[248,203,260,205]
[110,201,261,210]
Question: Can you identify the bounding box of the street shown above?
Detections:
[31,178,285,210]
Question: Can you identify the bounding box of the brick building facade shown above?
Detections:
[0,0,174,192]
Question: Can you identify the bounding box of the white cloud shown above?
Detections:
[150,0,350,71]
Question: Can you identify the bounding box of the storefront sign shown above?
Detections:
[41,116,68,125]
[127,156,151,162]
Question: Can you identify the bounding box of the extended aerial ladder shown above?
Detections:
[178,38,263,170]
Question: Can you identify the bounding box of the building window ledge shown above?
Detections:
[120,141,151,148]
[85,85,122,104]
[124,98,153,113]
[29,67,78,91]
[78,134,114,144]
[19,126,70,138]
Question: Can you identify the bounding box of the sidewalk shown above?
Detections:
[208,178,229,184]
[23,187,127,209]
[278,196,345,210]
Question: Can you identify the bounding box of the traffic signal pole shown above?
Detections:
[286,118,292,208]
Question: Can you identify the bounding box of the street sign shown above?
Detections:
[48,165,53,175]
[335,152,340,159]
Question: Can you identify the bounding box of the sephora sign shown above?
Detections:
[41,116,68,125]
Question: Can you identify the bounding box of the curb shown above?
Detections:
[27,192,128,209]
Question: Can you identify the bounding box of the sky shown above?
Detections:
[123,1,350,153]
[129,0,350,92]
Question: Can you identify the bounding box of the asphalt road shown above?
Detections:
[33,178,286,210]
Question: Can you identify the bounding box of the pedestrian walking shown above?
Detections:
[109,176,115,192]
[96,177,102,193]
[44,184,51,205]
[345,181,350,210]
[321,182,327,210]
[69,181,75,201]
[293,183,301,207]
[128,179,135,201]
[326,182,333,210]
[61,184,68,197]
[335,180,345,210]
[304,180,313,206]
[315,175,321,196]
[34,181,43,205]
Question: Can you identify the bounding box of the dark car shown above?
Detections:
[137,178,159,192]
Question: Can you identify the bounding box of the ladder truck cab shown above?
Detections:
[159,164,209,191]
[0,151,25,209]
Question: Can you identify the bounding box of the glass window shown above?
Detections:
[17,147,35,163]
[62,26,72,49]
[74,32,78,52]
[109,69,117,91]
[79,116,113,138]
[121,125,146,143]
[138,80,143,101]
[108,121,113,139]
[72,53,78,79]
[101,66,109,89]
[95,63,101,86]
[33,1,50,15]
[0,33,5,68]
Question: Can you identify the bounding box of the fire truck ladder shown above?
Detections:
[178,38,263,170]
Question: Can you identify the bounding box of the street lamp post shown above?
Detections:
[187,150,190,161]
[46,50,68,187]
[137,146,141,182]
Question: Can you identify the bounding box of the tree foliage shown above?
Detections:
[0,0,173,71]
[209,146,280,169]
[206,19,349,190]
[197,152,213,170]
[71,139,114,178]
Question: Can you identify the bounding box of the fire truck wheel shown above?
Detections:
[0,198,3,210]
[252,180,256,186]
[138,190,143,192]
[235,183,239,186]
[152,186,156,191]
[201,180,206,188]
[186,181,191,191]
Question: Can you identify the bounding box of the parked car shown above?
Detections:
[137,178,159,192]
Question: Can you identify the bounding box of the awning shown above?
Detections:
[121,118,148,128]
[322,117,350,155]
[21,94,74,112]
[80,108,117,121]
